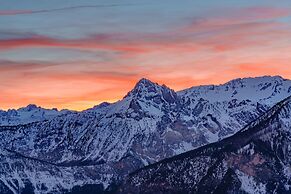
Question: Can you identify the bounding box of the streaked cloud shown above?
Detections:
[0,2,291,110]
[0,3,138,16]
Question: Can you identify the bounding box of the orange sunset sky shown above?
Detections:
[0,0,291,110]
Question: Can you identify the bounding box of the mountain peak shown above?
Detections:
[19,104,39,111]
[135,78,158,88]
[123,78,179,105]
[225,75,287,86]
[124,78,160,98]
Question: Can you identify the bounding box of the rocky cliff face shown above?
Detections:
[120,96,291,194]
[0,76,290,193]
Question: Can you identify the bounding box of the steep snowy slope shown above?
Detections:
[178,76,291,143]
[120,95,291,194]
[179,76,291,104]
[0,76,290,193]
[0,104,72,126]
[0,79,183,193]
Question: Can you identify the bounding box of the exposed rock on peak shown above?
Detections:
[136,78,157,88]
[126,78,158,96]
[19,104,39,111]
[125,78,179,106]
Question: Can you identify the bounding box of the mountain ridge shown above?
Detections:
[0,75,291,194]
[129,95,291,174]
[0,104,73,126]
[2,75,288,112]
[120,95,291,193]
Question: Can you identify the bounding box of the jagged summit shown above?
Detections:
[124,78,178,104]
[126,78,162,97]
[18,104,39,111]
[136,78,157,87]
[124,78,154,98]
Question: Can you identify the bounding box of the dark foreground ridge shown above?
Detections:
[118,96,291,194]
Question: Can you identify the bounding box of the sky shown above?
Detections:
[0,0,291,110]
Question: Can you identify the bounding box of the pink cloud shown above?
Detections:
[0,6,291,110]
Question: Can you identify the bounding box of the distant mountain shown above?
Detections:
[0,104,72,126]
[120,95,291,194]
[0,76,290,193]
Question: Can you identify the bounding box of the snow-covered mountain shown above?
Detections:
[120,95,291,193]
[178,75,291,144]
[0,104,72,126]
[0,76,290,193]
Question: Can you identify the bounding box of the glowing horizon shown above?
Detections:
[0,75,288,111]
[1,0,291,110]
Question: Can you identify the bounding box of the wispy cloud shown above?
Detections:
[0,21,289,54]
[0,3,138,16]
[0,5,291,110]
